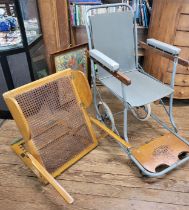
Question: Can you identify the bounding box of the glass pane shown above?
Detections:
[29,40,48,80]
[0,62,9,111]
[8,52,31,87]
[0,1,23,51]
[19,0,41,44]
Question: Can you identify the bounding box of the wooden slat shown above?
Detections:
[181,4,189,14]
[165,72,189,86]
[1,193,188,210]
[168,64,189,74]
[174,31,189,46]
[173,85,189,99]
[45,180,189,206]
[1,161,189,193]
[177,14,189,31]
[179,46,189,61]
[167,47,189,74]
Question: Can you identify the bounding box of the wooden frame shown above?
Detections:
[50,43,91,84]
[3,69,97,177]
[3,69,98,203]
[11,138,74,203]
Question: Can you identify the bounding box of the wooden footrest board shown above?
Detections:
[131,133,189,173]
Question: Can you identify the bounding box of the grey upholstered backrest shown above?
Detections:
[90,11,136,79]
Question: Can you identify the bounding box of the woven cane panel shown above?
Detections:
[15,76,94,173]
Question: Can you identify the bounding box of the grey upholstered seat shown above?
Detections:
[100,71,173,107]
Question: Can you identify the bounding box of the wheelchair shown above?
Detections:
[85,3,189,177]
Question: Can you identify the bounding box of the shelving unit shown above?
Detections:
[68,1,102,45]
[68,0,151,57]
[38,0,70,71]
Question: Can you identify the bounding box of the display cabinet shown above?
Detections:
[0,0,48,118]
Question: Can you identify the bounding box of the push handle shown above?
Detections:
[27,153,74,204]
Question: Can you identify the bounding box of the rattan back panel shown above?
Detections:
[14,75,94,173]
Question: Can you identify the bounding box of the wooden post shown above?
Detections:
[38,0,70,73]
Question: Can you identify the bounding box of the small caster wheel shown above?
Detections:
[131,104,151,121]
[97,101,116,131]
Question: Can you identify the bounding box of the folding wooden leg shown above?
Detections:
[11,139,74,204]
[27,153,74,204]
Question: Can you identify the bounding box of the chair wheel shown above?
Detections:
[97,101,115,131]
[131,104,151,121]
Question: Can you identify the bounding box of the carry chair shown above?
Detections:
[85,3,189,176]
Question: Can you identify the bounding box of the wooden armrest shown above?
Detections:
[140,41,189,67]
[93,59,131,86]
[111,71,131,86]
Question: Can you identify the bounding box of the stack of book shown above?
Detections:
[69,0,152,27]
[69,0,102,26]
[135,0,152,27]
[69,0,101,3]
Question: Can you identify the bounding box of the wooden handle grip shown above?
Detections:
[111,71,131,86]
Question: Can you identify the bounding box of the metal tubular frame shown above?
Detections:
[85,3,189,177]
[85,3,134,130]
